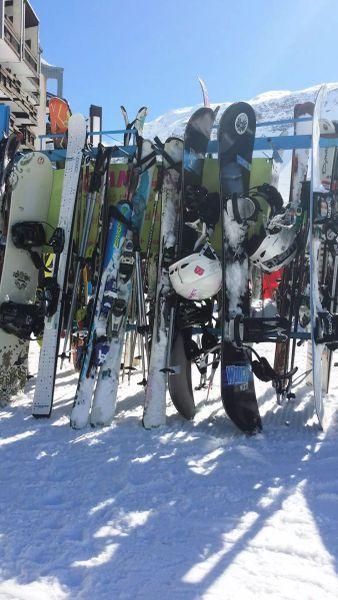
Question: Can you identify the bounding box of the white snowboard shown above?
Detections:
[0,152,53,405]
[309,85,329,429]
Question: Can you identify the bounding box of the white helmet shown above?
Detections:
[169,244,222,300]
[250,227,298,273]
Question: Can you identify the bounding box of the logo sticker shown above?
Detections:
[223,364,253,386]
[194,265,205,276]
[235,112,249,135]
[188,288,198,299]
[13,270,30,290]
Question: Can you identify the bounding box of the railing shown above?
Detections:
[3,17,21,57]
[24,42,38,74]
[39,127,338,164]
[0,65,21,96]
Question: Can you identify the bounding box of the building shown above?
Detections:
[0,0,41,148]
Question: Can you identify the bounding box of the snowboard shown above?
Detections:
[0,152,53,405]
[0,134,20,281]
[309,84,337,429]
[307,117,337,393]
[48,97,71,149]
[218,102,262,434]
[168,106,218,420]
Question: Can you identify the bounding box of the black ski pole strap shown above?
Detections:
[153,136,164,149]
[28,249,45,271]
[231,193,242,224]
[133,229,141,252]
[159,149,180,171]
[135,135,143,164]
[89,143,105,193]
[247,344,298,383]
[141,157,157,173]
[138,151,157,173]
[153,136,181,172]
[155,165,164,191]
[109,204,135,234]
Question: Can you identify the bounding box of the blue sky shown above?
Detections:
[32,0,337,129]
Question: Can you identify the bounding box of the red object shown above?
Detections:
[49,97,71,134]
[262,269,283,299]
[194,265,205,276]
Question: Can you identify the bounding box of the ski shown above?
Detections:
[272,102,314,392]
[68,143,114,428]
[88,138,156,427]
[198,77,210,108]
[70,198,132,429]
[142,136,183,428]
[120,105,148,146]
[32,114,87,417]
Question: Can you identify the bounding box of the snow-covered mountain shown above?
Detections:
[144,82,338,141]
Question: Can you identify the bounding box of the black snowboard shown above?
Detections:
[169,106,218,419]
[218,102,262,434]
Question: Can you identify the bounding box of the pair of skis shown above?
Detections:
[70,118,157,428]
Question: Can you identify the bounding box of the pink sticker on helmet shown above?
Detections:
[194,266,204,276]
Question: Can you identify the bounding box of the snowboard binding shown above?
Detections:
[12,221,46,270]
[314,311,338,347]
[0,301,44,340]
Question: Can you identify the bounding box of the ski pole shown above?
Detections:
[143,168,162,289]
[59,189,97,367]
[135,250,149,385]
[60,146,111,367]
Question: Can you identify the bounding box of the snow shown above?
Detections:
[144,82,338,142]
[1,340,338,599]
[2,82,338,598]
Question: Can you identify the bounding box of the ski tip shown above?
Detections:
[197,76,211,108]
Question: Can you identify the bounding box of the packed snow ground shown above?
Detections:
[1,341,338,600]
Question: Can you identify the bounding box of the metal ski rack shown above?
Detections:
[38,114,338,166]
